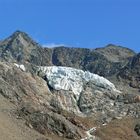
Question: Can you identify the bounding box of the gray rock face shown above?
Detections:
[0,31,38,62]
[118,53,140,90]
[78,83,116,115]
[26,111,84,139]
[51,46,132,77]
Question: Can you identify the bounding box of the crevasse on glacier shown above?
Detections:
[38,66,120,99]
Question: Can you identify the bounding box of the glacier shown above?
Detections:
[38,66,120,99]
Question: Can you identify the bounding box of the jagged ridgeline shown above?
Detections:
[0,31,140,140]
[0,31,135,76]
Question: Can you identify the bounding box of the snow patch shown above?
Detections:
[81,127,96,140]
[14,63,26,71]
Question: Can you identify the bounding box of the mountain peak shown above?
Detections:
[9,30,33,44]
[10,30,29,41]
[0,31,40,63]
[1,30,39,48]
[12,30,27,36]
[95,44,135,62]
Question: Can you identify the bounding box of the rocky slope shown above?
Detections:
[0,94,46,140]
[2,61,115,139]
[0,31,52,66]
[50,46,134,77]
[0,61,87,139]
[95,44,135,63]
[118,53,140,89]
[0,31,140,140]
[0,61,139,139]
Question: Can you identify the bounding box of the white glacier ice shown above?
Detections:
[38,66,120,99]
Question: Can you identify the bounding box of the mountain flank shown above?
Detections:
[0,31,140,140]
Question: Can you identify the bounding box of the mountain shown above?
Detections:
[0,31,136,77]
[0,31,38,62]
[49,45,136,76]
[0,31,52,66]
[0,31,140,140]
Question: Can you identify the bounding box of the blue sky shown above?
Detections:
[0,0,140,52]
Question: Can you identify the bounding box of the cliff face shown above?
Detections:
[118,53,140,89]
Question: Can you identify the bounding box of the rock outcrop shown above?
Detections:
[118,53,140,90]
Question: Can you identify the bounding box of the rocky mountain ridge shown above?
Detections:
[0,31,136,76]
[95,44,135,62]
